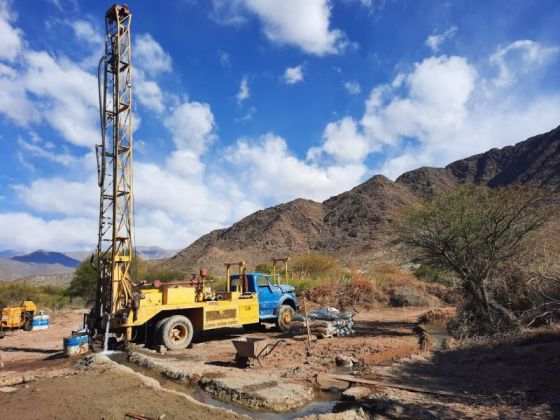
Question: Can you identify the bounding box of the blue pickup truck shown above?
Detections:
[229,272,298,332]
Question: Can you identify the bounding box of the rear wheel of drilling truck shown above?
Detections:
[159,315,194,350]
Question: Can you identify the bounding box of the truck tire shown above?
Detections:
[160,315,193,351]
[23,316,33,331]
[276,305,294,333]
[151,317,167,345]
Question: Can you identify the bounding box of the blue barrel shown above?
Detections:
[32,316,41,331]
[41,314,49,329]
[63,336,89,357]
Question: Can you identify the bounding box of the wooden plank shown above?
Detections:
[324,373,477,400]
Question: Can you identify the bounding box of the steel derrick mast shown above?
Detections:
[91,4,134,338]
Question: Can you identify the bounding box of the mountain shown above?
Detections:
[136,246,179,260]
[12,250,80,268]
[396,126,560,198]
[0,259,75,282]
[162,125,560,275]
[0,249,24,258]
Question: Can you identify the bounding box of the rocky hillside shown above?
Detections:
[397,126,560,197]
[163,125,560,274]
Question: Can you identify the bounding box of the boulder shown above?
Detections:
[342,386,371,401]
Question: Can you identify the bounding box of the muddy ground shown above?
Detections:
[1,307,559,419]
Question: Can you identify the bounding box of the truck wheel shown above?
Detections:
[23,318,33,331]
[152,317,167,345]
[160,315,193,351]
[276,305,294,333]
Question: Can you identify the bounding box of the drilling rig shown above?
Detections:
[86,4,297,351]
[88,4,135,346]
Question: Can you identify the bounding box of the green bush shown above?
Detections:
[0,283,70,311]
[292,254,341,278]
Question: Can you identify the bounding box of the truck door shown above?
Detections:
[257,275,282,319]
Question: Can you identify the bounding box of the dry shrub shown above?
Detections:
[303,263,448,309]
[389,287,433,307]
[417,308,456,324]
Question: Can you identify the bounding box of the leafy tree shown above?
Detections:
[68,256,98,301]
[68,254,148,301]
[397,186,556,336]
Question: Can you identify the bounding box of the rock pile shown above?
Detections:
[290,307,355,338]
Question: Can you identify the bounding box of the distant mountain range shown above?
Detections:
[162,125,560,274]
[11,250,80,268]
[0,246,179,282]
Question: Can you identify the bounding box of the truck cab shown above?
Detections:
[229,272,297,331]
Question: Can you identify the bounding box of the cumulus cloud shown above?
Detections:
[0,212,96,251]
[283,65,304,85]
[135,69,166,113]
[212,0,348,55]
[71,20,102,45]
[425,26,457,52]
[134,33,172,76]
[227,133,367,202]
[164,99,217,156]
[309,117,369,163]
[236,76,250,103]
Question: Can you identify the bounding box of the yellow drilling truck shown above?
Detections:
[86,5,297,351]
[0,300,37,337]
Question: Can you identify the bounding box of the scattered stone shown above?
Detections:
[342,386,371,401]
[335,354,354,367]
[0,386,17,393]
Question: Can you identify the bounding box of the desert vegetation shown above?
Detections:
[397,185,560,338]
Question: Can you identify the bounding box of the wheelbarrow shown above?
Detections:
[231,337,284,367]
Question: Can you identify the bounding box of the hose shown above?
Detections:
[96,55,107,187]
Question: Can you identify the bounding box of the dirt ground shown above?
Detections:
[1,307,559,419]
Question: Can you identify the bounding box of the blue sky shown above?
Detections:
[0,0,559,251]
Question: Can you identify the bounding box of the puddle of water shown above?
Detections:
[106,352,344,419]
[424,321,449,349]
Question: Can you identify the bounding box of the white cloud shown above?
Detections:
[283,65,304,85]
[22,50,99,147]
[71,20,102,45]
[490,40,560,87]
[236,76,250,103]
[227,133,367,202]
[425,26,457,52]
[344,80,361,95]
[134,33,172,76]
[309,117,369,163]
[17,136,77,166]
[0,212,95,251]
[14,177,97,217]
[213,0,348,55]
[164,99,217,156]
[135,69,166,113]
[0,0,23,62]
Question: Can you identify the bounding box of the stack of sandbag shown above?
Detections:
[289,307,355,338]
